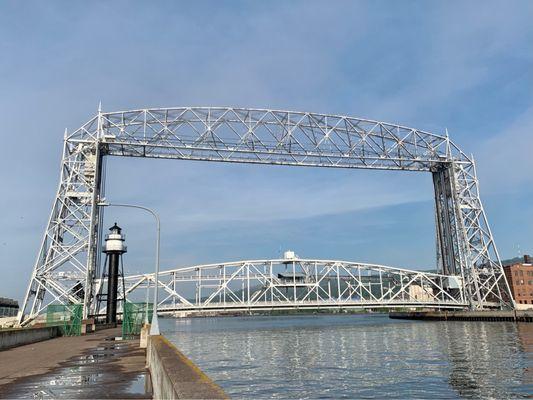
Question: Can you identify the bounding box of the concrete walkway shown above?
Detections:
[0,328,151,399]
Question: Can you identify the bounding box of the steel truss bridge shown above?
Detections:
[19,107,514,324]
[117,257,470,314]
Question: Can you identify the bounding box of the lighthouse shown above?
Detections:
[102,223,127,324]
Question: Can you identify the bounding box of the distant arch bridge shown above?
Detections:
[116,256,469,314]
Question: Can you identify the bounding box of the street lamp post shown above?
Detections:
[144,277,150,325]
[98,201,161,335]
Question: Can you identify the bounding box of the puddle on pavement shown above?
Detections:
[93,343,129,351]
[105,336,124,341]
[2,341,151,399]
[72,353,113,364]
[46,369,104,386]
[19,368,151,399]
[125,372,151,395]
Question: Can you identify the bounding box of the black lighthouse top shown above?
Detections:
[109,223,122,234]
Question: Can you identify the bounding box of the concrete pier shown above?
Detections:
[0,325,228,399]
[0,327,151,398]
[389,309,533,322]
[147,335,227,399]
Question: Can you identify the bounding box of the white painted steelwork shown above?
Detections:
[19,107,513,324]
[119,258,469,313]
[103,231,127,253]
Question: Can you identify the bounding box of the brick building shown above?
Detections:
[503,255,533,305]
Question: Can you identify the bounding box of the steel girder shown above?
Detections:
[19,107,513,324]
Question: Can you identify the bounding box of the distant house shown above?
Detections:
[503,255,533,305]
[0,297,19,317]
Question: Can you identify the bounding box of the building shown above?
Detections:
[0,297,19,317]
[408,284,434,302]
[503,255,533,305]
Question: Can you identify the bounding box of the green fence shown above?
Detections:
[46,304,83,336]
[122,302,153,338]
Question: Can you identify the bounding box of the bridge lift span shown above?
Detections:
[19,107,514,324]
[119,254,470,314]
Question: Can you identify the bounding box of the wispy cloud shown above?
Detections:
[476,105,533,191]
[104,157,432,228]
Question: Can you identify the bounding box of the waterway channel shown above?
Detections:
[161,314,533,399]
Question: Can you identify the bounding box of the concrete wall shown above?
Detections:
[390,309,533,322]
[0,326,60,351]
[147,335,227,400]
[0,316,17,329]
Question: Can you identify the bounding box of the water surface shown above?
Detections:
[161,314,533,398]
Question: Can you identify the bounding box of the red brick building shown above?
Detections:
[503,255,533,305]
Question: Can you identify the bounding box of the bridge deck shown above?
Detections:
[156,300,469,314]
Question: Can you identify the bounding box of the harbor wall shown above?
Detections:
[0,326,60,351]
[389,310,533,322]
[147,335,227,399]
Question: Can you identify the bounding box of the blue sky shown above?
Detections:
[0,1,532,302]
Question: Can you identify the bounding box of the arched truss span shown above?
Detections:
[116,258,469,314]
[19,107,513,324]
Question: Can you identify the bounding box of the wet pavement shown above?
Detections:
[0,330,151,399]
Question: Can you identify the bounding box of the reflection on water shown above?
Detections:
[162,315,533,399]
